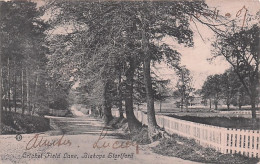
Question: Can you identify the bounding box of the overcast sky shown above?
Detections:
[155,0,260,89]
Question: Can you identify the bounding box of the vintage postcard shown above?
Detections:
[0,0,259,163]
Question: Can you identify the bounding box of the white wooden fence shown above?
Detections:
[111,110,259,158]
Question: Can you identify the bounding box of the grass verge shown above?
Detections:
[109,116,259,163]
[152,133,259,164]
[108,117,151,145]
[2,111,51,134]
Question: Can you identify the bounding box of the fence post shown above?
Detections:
[221,128,228,154]
[134,111,258,159]
[162,115,164,128]
[141,111,143,124]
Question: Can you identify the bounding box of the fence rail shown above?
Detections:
[111,110,259,158]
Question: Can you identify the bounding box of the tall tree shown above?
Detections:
[0,1,49,116]
[174,66,194,111]
[154,79,170,113]
[0,1,2,133]
[116,64,124,118]
[220,69,242,110]
[213,24,259,119]
[201,74,222,110]
[123,1,206,138]
[45,1,143,128]
[45,1,210,138]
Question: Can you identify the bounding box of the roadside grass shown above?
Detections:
[130,127,151,145]
[108,117,151,144]
[152,133,259,164]
[167,115,260,130]
[107,117,130,131]
[2,111,50,134]
[108,116,259,163]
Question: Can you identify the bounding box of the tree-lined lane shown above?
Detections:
[0,114,199,164]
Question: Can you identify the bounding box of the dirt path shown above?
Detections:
[0,114,200,164]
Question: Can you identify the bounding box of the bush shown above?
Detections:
[49,98,69,110]
[2,111,51,134]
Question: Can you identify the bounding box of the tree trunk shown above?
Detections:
[159,100,162,113]
[13,71,17,113]
[209,98,212,110]
[143,57,158,131]
[214,101,218,110]
[141,15,158,133]
[185,99,188,112]
[32,74,39,115]
[4,93,7,111]
[98,105,103,118]
[103,104,113,125]
[21,69,25,114]
[1,69,6,112]
[14,68,17,113]
[125,58,142,132]
[1,69,4,112]
[7,57,11,112]
[103,81,113,125]
[237,87,242,110]
[90,105,95,115]
[226,96,230,110]
[180,97,184,112]
[0,47,2,134]
[238,95,242,110]
[250,97,256,120]
[227,103,230,110]
[181,72,185,112]
[26,67,30,115]
[137,70,140,111]
[117,68,124,118]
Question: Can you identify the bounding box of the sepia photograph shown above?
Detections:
[0,0,259,163]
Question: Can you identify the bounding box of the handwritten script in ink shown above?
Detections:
[26,134,72,150]
[191,5,248,28]
[93,128,139,154]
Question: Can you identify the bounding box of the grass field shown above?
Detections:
[136,102,260,118]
